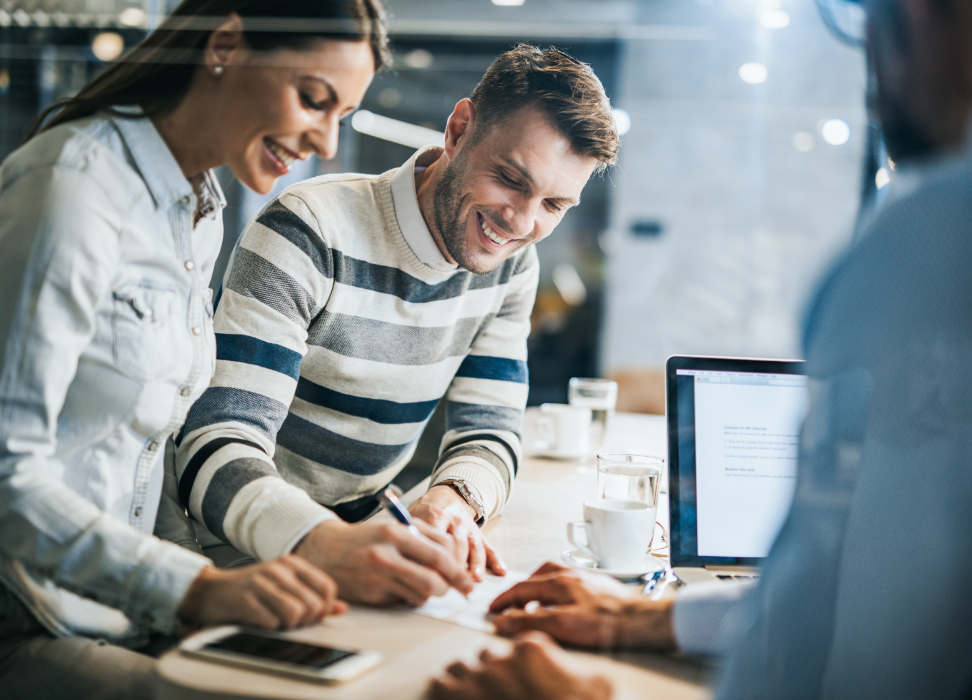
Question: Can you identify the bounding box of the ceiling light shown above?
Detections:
[792,131,814,152]
[378,88,401,108]
[351,110,444,149]
[119,7,146,26]
[761,10,790,28]
[492,0,526,5]
[875,167,890,189]
[552,264,587,306]
[403,49,433,69]
[92,32,124,62]
[612,108,631,136]
[821,118,850,145]
[738,63,767,84]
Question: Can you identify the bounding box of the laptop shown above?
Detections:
[665,355,808,585]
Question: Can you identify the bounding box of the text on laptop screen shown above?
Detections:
[679,369,809,559]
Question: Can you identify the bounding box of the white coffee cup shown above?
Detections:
[567,499,655,570]
[526,403,591,459]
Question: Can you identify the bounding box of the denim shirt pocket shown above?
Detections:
[112,282,179,382]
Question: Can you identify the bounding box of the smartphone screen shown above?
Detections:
[205,633,356,670]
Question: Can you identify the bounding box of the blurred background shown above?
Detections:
[0,0,873,424]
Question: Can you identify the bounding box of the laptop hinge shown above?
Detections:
[703,564,760,573]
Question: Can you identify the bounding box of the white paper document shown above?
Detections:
[413,572,528,633]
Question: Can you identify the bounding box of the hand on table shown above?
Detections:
[488,562,677,651]
[408,484,506,581]
[294,518,474,607]
[427,631,613,700]
[178,555,347,630]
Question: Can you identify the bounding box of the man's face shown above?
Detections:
[432,106,599,275]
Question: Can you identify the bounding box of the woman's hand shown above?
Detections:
[178,555,347,630]
[428,631,613,700]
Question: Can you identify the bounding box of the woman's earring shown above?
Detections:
[214,65,224,75]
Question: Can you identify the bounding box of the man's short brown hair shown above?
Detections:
[469,44,620,173]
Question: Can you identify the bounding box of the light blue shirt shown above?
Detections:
[673,143,972,696]
[0,111,220,643]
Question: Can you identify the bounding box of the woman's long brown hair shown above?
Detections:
[26,0,389,140]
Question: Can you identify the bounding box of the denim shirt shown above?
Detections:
[0,111,221,643]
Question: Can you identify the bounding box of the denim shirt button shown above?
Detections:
[134,506,143,518]
[179,386,191,397]
[191,326,202,336]
[147,441,159,452]
[178,195,190,206]
[184,260,195,271]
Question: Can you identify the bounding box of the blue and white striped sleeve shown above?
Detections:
[175,194,338,561]
[431,246,539,521]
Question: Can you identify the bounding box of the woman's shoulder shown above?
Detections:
[0,113,140,196]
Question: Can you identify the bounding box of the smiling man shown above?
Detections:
[174,45,619,606]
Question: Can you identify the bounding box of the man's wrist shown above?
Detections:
[617,598,677,650]
[294,518,346,559]
[434,479,486,525]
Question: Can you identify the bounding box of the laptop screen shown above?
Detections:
[667,356,808,567]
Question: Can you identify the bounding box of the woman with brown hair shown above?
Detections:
[0,1,387,697]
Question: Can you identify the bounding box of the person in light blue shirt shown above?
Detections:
[0,2,409,698]
[427,0,972,698]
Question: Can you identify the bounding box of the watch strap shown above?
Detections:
[437,478,487,526]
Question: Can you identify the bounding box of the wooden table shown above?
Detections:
[155,414,713,699]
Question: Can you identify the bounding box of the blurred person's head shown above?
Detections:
[29,0,388,193]
[424,45,618,275]
[864,0,972,162]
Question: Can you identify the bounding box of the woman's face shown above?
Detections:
[216,39,375,194]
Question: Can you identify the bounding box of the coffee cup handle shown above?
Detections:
[567,521,597,560]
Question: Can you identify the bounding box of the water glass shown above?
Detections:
[596,453,662,507]
[568,378,618,450]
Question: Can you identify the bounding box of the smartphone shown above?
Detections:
[179,626,383,683]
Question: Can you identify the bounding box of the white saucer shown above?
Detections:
[528,449,587,461]
[561,549,667,580]
[525,441,587,461]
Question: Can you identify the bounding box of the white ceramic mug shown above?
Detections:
[528,403,591,459]
[567,499,655,570]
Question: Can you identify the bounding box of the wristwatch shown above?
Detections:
[436,478,487,527]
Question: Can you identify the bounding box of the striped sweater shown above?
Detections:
[175,148,538,561]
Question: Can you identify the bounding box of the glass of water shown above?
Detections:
[568,378,618,451]
[596,453,662,506]
[597,453,662,551]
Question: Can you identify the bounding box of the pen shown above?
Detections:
[641,568,665,596]
[376,488,472,600]
[376,488,422,538]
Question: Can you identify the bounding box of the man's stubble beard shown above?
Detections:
[432,147,514,275]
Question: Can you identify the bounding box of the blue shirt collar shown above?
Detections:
[109,108,225,216]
